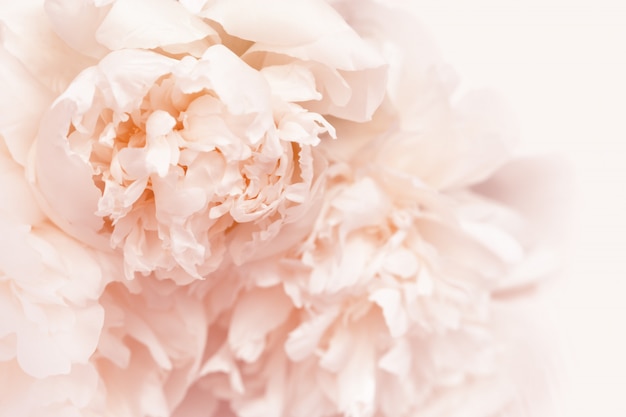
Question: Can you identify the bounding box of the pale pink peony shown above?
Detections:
[30,0,388,284]
[31,44,339,283]
[0,0,559,416]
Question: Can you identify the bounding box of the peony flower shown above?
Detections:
[29,0,388,284]
[0,0,560,416]
[30,45,338,283]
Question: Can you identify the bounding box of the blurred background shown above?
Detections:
[412,1,626,415]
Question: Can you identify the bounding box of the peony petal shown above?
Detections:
[382,247,419,279]
[145,110,177,177]
[178,0,208,14]
[0,219,42,283]
[260,64,322,102]
[1,7,95,94]
[301,65,388,122]
[439,90,518,188]
[228,286,293,362]
[30,98,107,248]
[378,338,411,377]
[461,221,524,264]
[199,343,244,394]
[330,0,443,123]
[284,310,337,361]
[202,0,387,121]
[369,288,409,338]
[0,151,46,226]
[96,0,216,50]
[96,49,177,112]
[30,364,99,409]
[0,284,21,345]
[202,0,381,69]
[199,45,272,121]
[16,318,70,378]
[335,324,377,417]
[45,0,111,58]
[0,43,53,166]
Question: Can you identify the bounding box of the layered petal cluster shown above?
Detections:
[0,147,114,416]
[31,44,340,283]
[31,0,389,284]
[162,81,545,416]
[0,0,560,416]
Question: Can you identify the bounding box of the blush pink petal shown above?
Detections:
[201,0,388,122]
[30,99,107,248]
[96,0,216,51]
[0,151,46,227]
[45,0,111,58]
[228,286,293,363]
[1,1,95,94]
[0,220,106,379]
[0,44,53,166]
[0,0,562,415]
[45,0,217,57]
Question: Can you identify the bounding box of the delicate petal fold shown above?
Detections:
[46,0,217,57]
[0,44,53,165]
[201,0,388,121]
[96,0,217,51]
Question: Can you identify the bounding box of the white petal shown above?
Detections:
[203,0,387,121]
[30,99,107,248]
[0,152,46,226]
[3,11,95,95]
[96,49,177,112]
[199,45,272,119]
[228,286,292,362]
[285,310,337,361]
[261,64,322,102]
[202,0,382,69]
[99,0,216,50]
[378,338,411,377]
[462,221,524,264]
[178,0,208,14]
[199,343,244,394]
[369,288,408,338]
[0,43,53,166]
[382,247,419,279]
[45,0,111,58]
[145,110,177,177]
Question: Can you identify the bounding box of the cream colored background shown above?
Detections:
[413,1,626,415]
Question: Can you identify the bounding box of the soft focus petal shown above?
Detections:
[96,0,217,50]
[228,286,293,362]
[2,0,96,91]
[46,0,217,56]
[45,0,111,58]
[0,148,46,225]
[202,0,388,121]
[0,44,53,165]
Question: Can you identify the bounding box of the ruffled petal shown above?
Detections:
[46,0,217,56]
[201,0,388,121]
[96,0,217,51]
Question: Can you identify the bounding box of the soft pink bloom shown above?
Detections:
[30,45,340,283]
[0,0,560,416]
